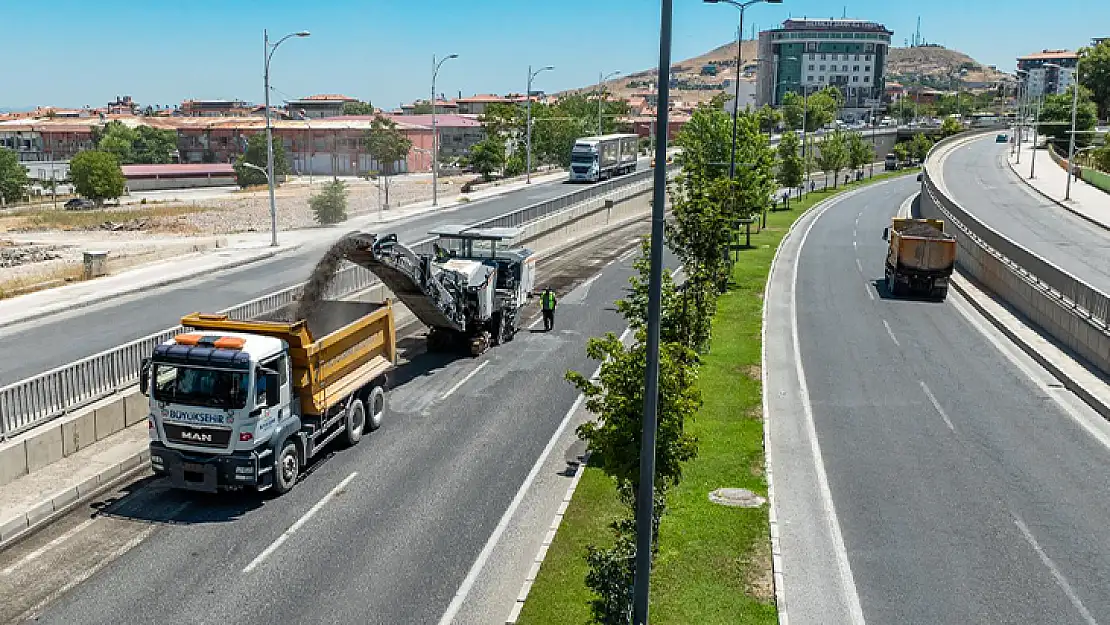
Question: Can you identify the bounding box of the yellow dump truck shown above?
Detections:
[882,218,957,300]
[140,300,396,494]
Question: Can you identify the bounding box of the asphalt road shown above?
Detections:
[791,176,1110,623]
[937,135,1110,294]
[1,219,680,625]
[0,168,644,388]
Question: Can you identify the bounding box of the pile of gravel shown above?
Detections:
[900,222,952,239]
[294,234,362,322]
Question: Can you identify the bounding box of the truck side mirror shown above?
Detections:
[139,358,151,396]
[265,373,280,407]
[882,227,889,241]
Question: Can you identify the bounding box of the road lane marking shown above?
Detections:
[855,258,863,273]
[242,472,358,574]
[865,283,875,301]
[791,194,868,625]
[1013,515,1100,625]
[440,362,490,400]
[2,518,98,575]
[919,381,955,432]
[881,319,901,347]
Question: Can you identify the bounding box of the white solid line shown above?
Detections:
[855,258,863,273]
[881,319,901,347]
[437,376,597,625]
[1013,515,1100,625]
[919,381,955,432]
[2,517,98,575]
[579,273,600,292]
[242,471,358,574]
[440,361,490,400]
[865,283,875,301]
[791,193,868,625]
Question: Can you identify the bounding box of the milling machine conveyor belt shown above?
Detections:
[341,231,468,333]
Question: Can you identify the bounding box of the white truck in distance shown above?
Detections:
[568,133,639,183]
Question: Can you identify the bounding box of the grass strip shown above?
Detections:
[517,169,916,624]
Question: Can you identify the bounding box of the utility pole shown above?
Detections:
[598,71,621,136]
[262,28,310,247]
[525,64,554,184]
[1065,74,1080,201]
[431,53,458,207]
[633,0,672,622]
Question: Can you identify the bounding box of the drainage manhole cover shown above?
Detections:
[708,488,766,508]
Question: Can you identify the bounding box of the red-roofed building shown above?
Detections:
[400,100,459,115]
[454,94,512,115]
[383,114,484,157]
[121,163,237,191]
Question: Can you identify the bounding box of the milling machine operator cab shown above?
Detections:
[426,225,538,310]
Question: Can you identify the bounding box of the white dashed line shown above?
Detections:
[440,361,490,400]
[855,258,863,273]
[919,381,955,432]
[2,518,98,575]
[881,319,901,347]
[1013,515,1100,625]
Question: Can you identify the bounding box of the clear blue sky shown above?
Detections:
[0,0,1102,111]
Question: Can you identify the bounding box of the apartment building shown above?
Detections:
[1017,50,1078,98]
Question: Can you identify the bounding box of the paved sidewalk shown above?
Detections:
[0,169,568,330]
[1007,139,1110,229]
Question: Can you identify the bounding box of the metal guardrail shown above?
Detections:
[921,131,1110,331]
[0,166,673,440]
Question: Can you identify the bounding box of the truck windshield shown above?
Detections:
[571,153,595,164]
[152,364,250,409]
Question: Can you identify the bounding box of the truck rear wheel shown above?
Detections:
[366,386,385,432]
[344,398,366,447]
[273,440,299,495]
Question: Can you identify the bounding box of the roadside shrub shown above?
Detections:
[310,178,348,225]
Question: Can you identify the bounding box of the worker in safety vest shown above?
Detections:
[540,288,557,331]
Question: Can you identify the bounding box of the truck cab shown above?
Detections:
[570,139,604,182]
[142,332,295,493]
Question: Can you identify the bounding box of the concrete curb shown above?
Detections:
[0,448,149,552]
[0,244,302,331]
[1004,152,1110,234]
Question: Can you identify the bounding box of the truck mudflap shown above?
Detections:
[150,442,262,493]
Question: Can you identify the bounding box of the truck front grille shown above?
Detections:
[163,423,232,448]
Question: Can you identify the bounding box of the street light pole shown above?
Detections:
[525,64,554,184]
[633,0,672,622]
[431,53,458,207]
[598,70,621,136]
[1065,72,1081,201]
[263,28,310,247]
[704,0,783,179]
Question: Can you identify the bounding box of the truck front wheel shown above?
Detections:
[344,398,366,447]
[273,440,300,495]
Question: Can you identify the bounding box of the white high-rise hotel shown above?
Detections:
[756,18,892,119]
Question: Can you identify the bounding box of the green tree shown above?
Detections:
[411,101,434,115]
[468,137,505,181]
[234,134,290,188]
[909,133,934,162]
[1080,40,1110,121]
[341,100,375,116]
[309,179,349,225]
[940,117,963,138]
[1038,86,1099,149]
[756,104,782,134]
[674,103,733,181]
[94,121,177,164]
[69,150,125,205]
[781,91,805,130]
[893,141,910,166]
[364,115,413,207]
[776,130,805,191]
[847,132,874,174]
[815,130,849,187]
[0,147,31,204]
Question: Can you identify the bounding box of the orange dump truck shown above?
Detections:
[882,218,957,300]
[141,300,396,494]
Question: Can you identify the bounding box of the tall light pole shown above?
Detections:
[1065,67,1081,201]
[633,1,673,622]
[263,29,310,247]
[1015,70,1028,164]
[525,64,554,184]
[704,0,784,179]
[431,53,458,207]
[1030,63,1059,180]
[597,70,621,135]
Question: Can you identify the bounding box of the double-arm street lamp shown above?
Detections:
[703,0,783,179]
[597,70,621,135]
[525,64,554,183]
[263,29,310,247]
[432,53,459,207]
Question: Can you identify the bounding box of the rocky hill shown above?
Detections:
[886,45,1010,88]
[560,40,1010,103]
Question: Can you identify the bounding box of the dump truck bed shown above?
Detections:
[181,300,396,417]
[888,218,957,274]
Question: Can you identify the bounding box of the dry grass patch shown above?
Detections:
[0,205,207,233]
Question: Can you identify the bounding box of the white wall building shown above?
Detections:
[1017,50,1078,98]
